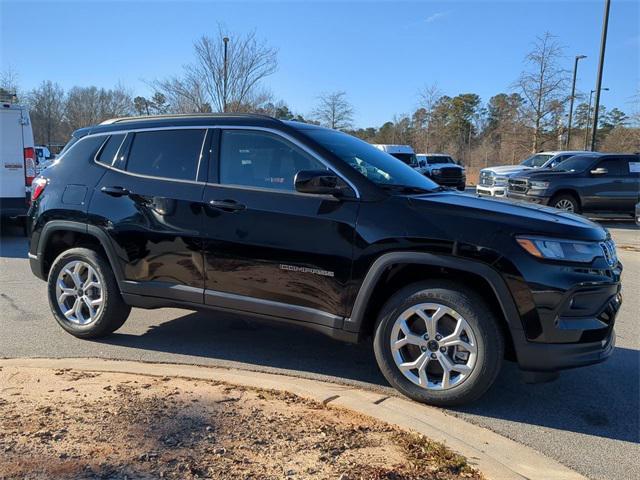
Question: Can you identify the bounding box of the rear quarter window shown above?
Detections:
[95,134,126,166]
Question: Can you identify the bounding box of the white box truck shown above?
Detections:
[0,99,35,218]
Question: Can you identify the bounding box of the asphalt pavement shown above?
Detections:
[1,219,638,480]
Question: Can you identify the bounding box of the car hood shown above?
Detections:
[481,165,531,176]
[408,191,607,242]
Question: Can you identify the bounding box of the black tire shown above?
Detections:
[373,281,504,407]
[456,184,466,191]
[47,247,131,339]
[550,193,581,214]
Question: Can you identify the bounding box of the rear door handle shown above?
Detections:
[101,186,131,197]
[208,199,246,212]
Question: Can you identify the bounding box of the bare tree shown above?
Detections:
[514,33,569,152]
[153,26,277,113]
[65,84,133,130]
[27,81,66,145]
[416,83,442,151]
[0,67,20,101]
[312,91,354,130]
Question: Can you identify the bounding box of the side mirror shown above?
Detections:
[294,170,352,197]
[590,167,608,175]
[419,160,426,167]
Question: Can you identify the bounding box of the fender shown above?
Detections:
[343,251,524,335]
[33,220,124,283]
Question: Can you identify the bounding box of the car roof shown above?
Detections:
[79,113,285,136]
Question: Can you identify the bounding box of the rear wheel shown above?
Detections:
[47,247,131,338]
[373,281,503,406]
[551,193,580,213]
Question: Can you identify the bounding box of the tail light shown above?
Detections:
[31,177,47,202]
[24,147,36,186]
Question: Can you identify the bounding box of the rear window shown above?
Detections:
[96,134,126,166]
[125,129,206,180]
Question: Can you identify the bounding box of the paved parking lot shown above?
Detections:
[1,219,638,480]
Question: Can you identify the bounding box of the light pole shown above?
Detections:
[591,0,611,151]
[584,87,609,150]
[566,54,587,148]
[223,36,229,112]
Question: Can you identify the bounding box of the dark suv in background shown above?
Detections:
[507,153,640,215]
[28,114,622,406]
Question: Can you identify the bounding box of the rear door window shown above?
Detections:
[96,134,126,166]
[125,129,206,181]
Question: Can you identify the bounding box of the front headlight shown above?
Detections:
[432,169,441,175]
[494,176,508,186]
[529,181,549,190]
[516,236,604,263]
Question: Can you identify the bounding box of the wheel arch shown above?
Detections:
[550,189,581,208]
[344,252,522,358]
[36,221,123,283]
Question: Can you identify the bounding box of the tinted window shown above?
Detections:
[553,155,597,172]
[597,158,629,176]
[126,129,205,180]
[298,127,440,190]
[219,130,325,191]
[96,134,126,165]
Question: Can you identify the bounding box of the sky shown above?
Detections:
[1,0,638,127]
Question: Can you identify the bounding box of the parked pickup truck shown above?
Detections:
[416,154,465,190]
[476,151,588,197]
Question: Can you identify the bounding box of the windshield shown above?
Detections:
[390,152,418,166]
[552,156,597,172]
[426,156,453,165]
[299,128,440,191]
[521,154,553,168]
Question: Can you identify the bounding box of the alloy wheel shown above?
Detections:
[555,199,575,212]
[55,260,104,325]
[389,303,478,390]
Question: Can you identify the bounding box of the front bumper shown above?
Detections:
[506,191,551,204]
[476,186,506,197]
[515,328,616,372]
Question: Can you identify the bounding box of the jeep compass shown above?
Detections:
[27,114,622,406]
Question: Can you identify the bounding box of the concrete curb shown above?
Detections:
[1,358,586,480]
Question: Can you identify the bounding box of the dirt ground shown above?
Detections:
[0,366,481,480]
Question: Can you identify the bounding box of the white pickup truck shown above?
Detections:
[476,151,588,197]
[0,99,35,218]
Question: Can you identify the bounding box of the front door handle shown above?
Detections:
[208,199,246,212]
[101,186,131,197]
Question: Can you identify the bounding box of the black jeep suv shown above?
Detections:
[28,114,622,406]
[507,153,640,215]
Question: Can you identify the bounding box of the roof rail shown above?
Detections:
[99,112,280,125]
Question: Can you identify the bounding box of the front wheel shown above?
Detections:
[551,193,580,214]
[47,247,131,339]
[373,281,504,406]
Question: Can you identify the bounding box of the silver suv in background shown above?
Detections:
[476,151,589,197]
